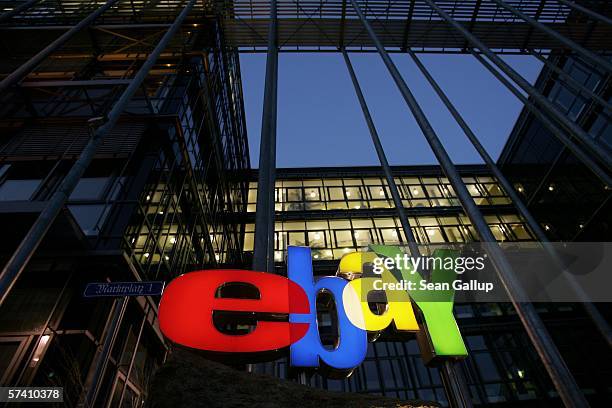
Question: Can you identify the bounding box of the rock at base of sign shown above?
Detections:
[146,348,439,408]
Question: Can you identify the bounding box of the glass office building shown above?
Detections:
[0,1,611,407]
[499,53,611,241]
[246,166,611,406]
[0,8,250,406]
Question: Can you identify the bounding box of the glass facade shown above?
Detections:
[243,171,532,263]
[499,54,611,241]
[0,16,249,408]
[0,3,610,408]
[248,167,611,406]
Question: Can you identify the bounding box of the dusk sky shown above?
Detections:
[239,53,543,168]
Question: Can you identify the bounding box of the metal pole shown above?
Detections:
[341,50,420,258]
[84,297,128,407]
[0,0,41,23]
[342,48,473,408]
[408,50,612,348]
[252,0,278,273]
[0,0,121,94]
[469,49,612,187]
[557,0,612,26]
[526,49,612,113]
[490,0,612,73]
[349,1,589,406]
[117,304,150,406]
[422,0,612,173]
[0,0,198,307]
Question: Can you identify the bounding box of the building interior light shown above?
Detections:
[517,369,525,379]
[314,233,320,240]
[215,254,220,261]
[143,252,150,258]
[346,191,351,197]
[164,255,170,261]
[314,254,319,259]
[379,189,385,196]
[30,335,50,367]
[310,191,316,198]
[544,225,550,231]
[548,184,555,191]
[170,237,176,244]
[158,211,164,215]
[412,188,419,195]
[427,229,435,236]
[354,232,359,238]
[146,195,151,201]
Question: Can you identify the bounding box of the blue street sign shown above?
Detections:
[83,281,165,298]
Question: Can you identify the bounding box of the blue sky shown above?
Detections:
[239,53,543,168]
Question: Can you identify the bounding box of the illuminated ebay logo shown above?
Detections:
[158,246,467,370]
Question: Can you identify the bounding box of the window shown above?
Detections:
[69,177,109,200]
[68,205,110,235]
[0,180,40,200]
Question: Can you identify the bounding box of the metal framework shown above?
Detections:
[0,0,610,407]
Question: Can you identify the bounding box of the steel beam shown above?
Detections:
[423,0,612,177]
[117,304,150,406]
[408,50,612,348]
[20,79,133,87]
[557,0,612,28]
[341,50,421,260]
[0,0,198,307]
[84,296,128,407]
[469,49,612,187]
[0,0,120,95]
[350,1,590,406]
[0,0,41,23]
[527,49,612,113]
[490,0,612,73]
[342,48,473,408]
[252,0,278,273]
